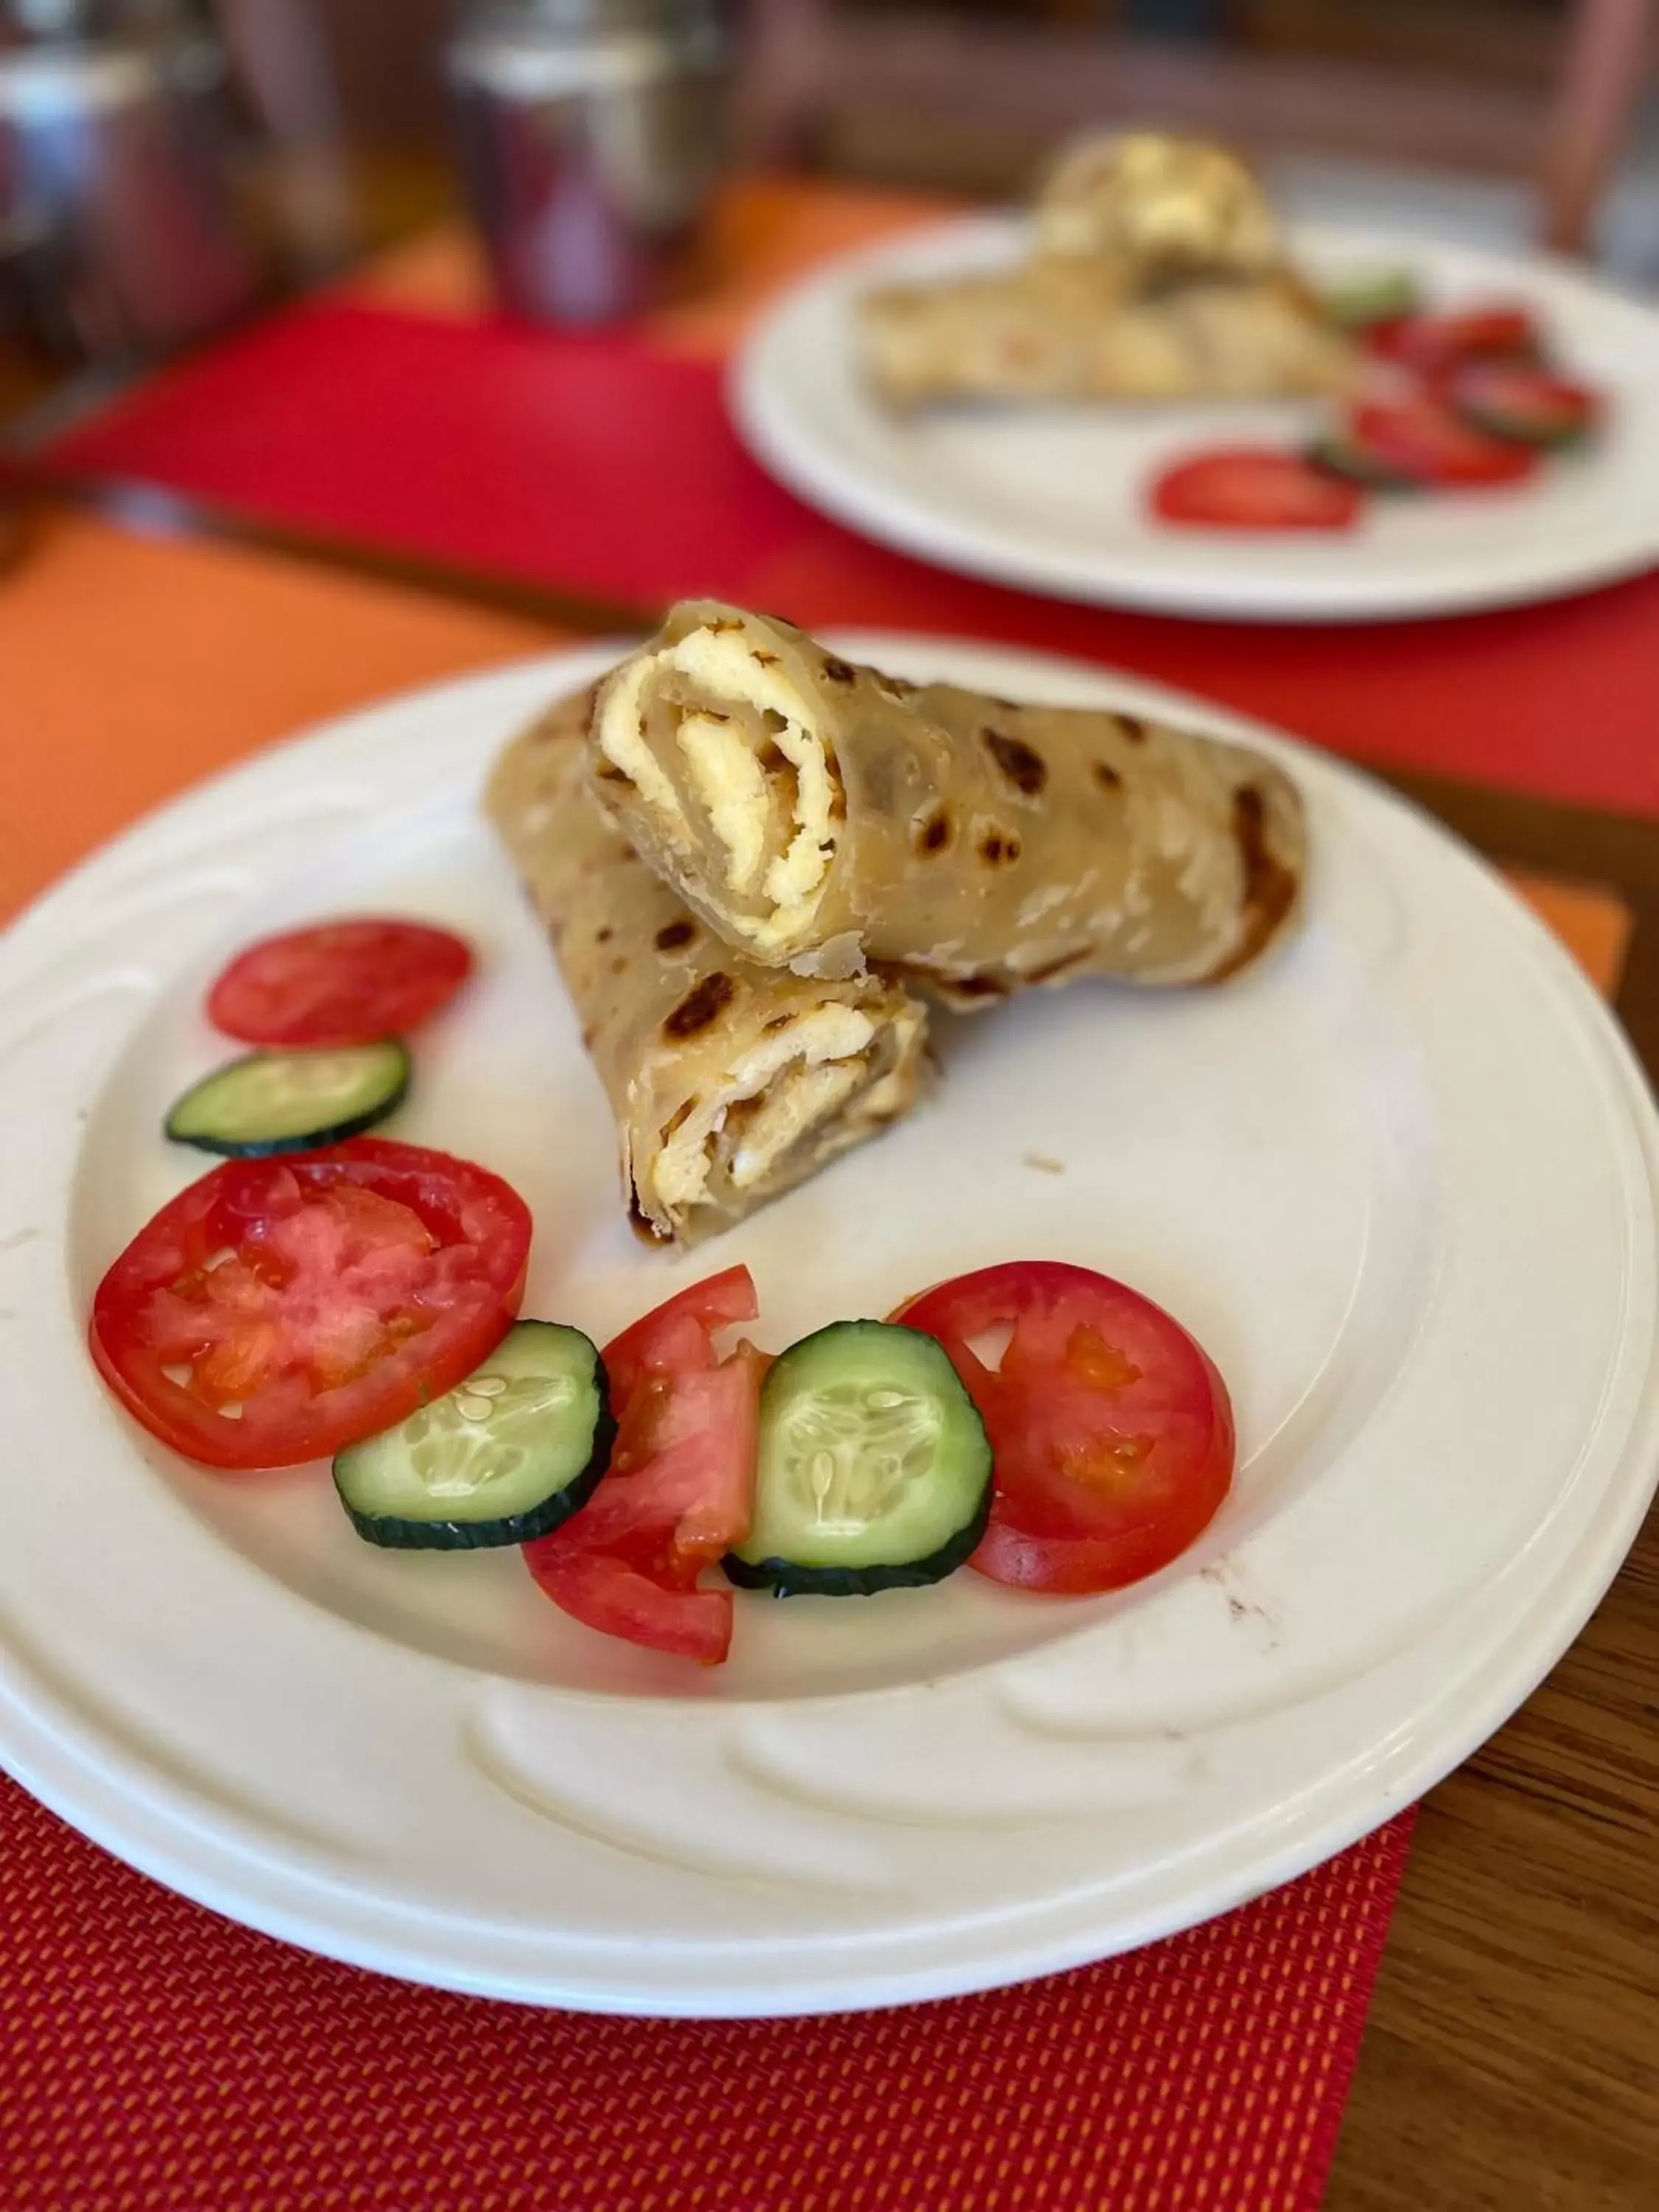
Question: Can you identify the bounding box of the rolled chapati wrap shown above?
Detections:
[487,687,933,1246]
[858,132,1352,408]
[587,602,1305,1009]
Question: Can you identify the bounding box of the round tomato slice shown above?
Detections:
[1349,397,1539,488]
[1150,448,1362,532]
[1445,361,1601,448]
[1367,303,1540,375]
[894,1261,1234,1595]
[207,919,473,1048]
[89,1138,531,1470]
[524,1270,764,1666]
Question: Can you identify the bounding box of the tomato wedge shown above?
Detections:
[207,919,473,1048]
[1348,397,1539,488]
[894,1262,1234,1595]
[89,1138,532,1470]
[1367,302,1540,375]
[524,1268,764,1665]
[1445,361,1601,448]
[1150,448,1362,532]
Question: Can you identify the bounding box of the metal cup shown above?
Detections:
[448,0,730,327]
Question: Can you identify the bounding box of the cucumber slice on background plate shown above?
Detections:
[726,1321,992,1597]
[165,1040,409,1156]
[334,1321,614,1550]
[1321,267,1419,332]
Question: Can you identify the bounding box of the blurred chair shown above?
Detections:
[741,0,1658,254]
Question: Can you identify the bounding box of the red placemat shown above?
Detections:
[0,1771,1411,2211]
[44,297,1659,818]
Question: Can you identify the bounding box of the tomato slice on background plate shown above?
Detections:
[89,1138,532,1470]
[1348,397,1540,488]
[524,1268,765,1666]
[1445,361,1602,448]
[894,1261,1234,1596]
[1149,449,1362,532]
[1366,302,1540,375]
[207,919,473,1048]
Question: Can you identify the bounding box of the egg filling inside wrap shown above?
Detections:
[487,688,933,1245]
[589,602,1306,1007]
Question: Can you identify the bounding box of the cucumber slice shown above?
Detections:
[165,1040,410,1157]
[334,1321,613,1550]
[726,1321,992,1597]
[1321,267,1419,332]
[1307,435,1421,492]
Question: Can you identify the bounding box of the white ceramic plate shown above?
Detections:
[733,219,1659,622]
[2,636,1657,2017]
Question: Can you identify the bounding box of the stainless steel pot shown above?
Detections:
[0,3,258,358]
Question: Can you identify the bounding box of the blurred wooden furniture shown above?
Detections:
[743,0,1658,251]
[1540,0,1659,248]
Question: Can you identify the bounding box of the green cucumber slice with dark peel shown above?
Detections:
[164,1040,410,1157]
[1321,268,1419,332]
[725,1321,992,1598]
[1307,434,1421,492]
[334,1321,614,1550]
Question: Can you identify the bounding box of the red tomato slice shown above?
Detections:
[89,1138,531,1470]
[207,919,473,1048]
[1150,449,1362,532]
[1367,303,1540,375]
[1349,397,1539,488]
[1445,361,1601,448]
[524,1270,763,1666]
[895,1261,1234,1595]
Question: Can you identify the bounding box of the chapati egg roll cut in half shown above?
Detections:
[859,132,1354,408]
[587,602,1306,1009]
[487,688,933,1246]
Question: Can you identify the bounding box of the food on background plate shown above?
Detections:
[859,132,1354,408]
[88,1138,532,1470]
[895,1261,1234,1595]
[524,1267,765,1665]
[724,1321,992,1597]
[1151,290,1602,529]
[335,1321,614,1550]
[487,686,932,1246]
[207,917,473,1048]
[165,1040,411,1158]
[588,601,1305,1005]
[1150,450,1362,532]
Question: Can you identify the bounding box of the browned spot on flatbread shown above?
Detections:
[660,1099,696,1141]
[979,828,1021,866]
[708,617,744,633]
[1115,714,1149,745]
[611,956,628,976]
[655,919,696,951]
[982,728,1048,798]
[1206,785,1301,983]
[663,972,737,1039]
[881,675,919,700]
[821,656,856,684]
[752,650,779,668]
[596,926,613,944]
[914,808,952,855]
[1094,762,1122,792]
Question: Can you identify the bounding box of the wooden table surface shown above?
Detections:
[4,185,1658,2211]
